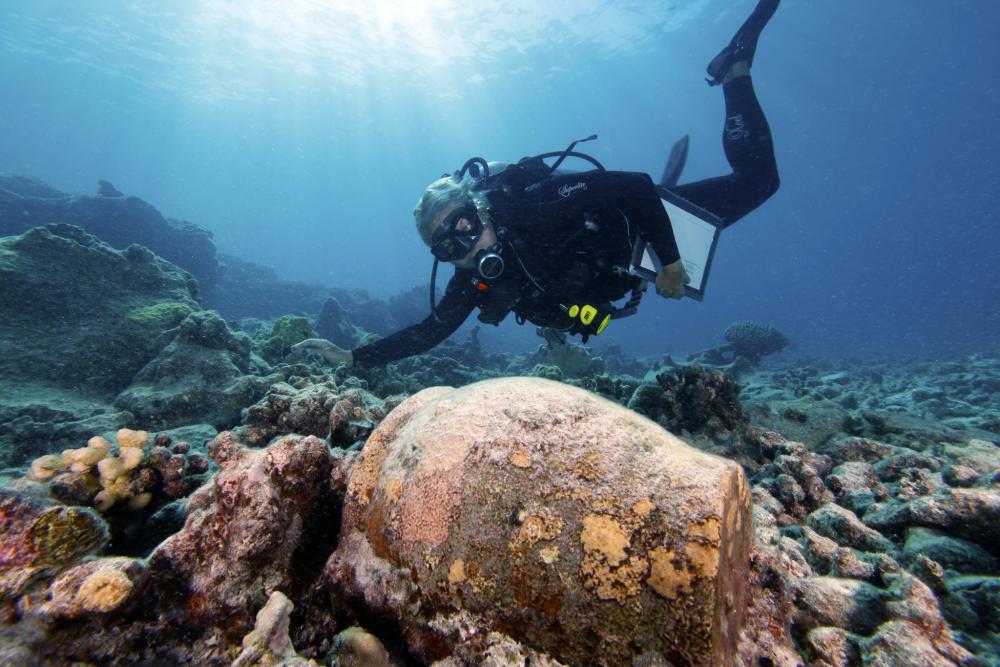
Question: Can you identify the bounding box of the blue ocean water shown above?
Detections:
[2,0,998,359]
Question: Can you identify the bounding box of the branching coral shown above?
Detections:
[627,365,748,438]
[29,429,150,512]
[27,428,209,514]
[723,320,790,363]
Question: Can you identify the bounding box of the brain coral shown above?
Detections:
[327,377,752,667]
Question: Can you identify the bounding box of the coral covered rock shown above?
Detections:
[0,225,204,462]
[256,315,317,365]
[723,321,790,363]
[0,224,200,395]
[42,556,147,618]
[233,590,319,667]
[115,310,273,429]
[24,428,214,537]
[0,487,110,620]
[0,489,108,570]
[627,364,747,438]
[148,431,346,639]
[326,377,753,666]
[327,626,394,667]
[237,376,401,448]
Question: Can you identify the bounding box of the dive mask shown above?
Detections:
[430,204,483,261]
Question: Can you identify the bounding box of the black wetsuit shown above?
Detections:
[353,76,778,367]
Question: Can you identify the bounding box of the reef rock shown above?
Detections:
[0,175,218,286]
[237,376,401,448]
[326,377,753,666]
[233,590,320,667]
[807,503,896,554]
[40,556,148,619]
[148,431,347,639]
[115,310,273,430]
[255,315,317,365]
[315,297,364,350]
[905,488,1000,552]
[0,489,109,567]
[0,487,110,618]
[0,224,200,395]
[203,252,397,334]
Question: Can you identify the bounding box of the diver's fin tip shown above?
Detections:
[660,134,690,189]
[705,0,780,86]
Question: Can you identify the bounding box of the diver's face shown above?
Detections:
[430,202,496,269]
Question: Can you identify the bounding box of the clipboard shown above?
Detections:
[628,187,723,301]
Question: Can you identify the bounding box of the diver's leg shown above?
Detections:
[673,0,780,228]
[706,0,780,87]
[673,75,779,227]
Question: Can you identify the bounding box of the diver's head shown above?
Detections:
[414,175,496,269]
[428,200,497,270]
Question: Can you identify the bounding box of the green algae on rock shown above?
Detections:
[125,301,195,329]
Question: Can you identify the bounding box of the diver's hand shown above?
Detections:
[655,260,691,299]
[291,338,354,366]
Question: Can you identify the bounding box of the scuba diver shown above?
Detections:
[295,0,781,368]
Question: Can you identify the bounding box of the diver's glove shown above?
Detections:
[655,260,691,299]
[291,338,354,366]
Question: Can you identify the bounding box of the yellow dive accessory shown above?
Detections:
[564,303,611,335]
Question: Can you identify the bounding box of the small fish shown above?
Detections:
[536,326,566,347]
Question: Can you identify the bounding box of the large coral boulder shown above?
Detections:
[326,377,753,666]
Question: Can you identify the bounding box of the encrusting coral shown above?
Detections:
[42,557,148,618]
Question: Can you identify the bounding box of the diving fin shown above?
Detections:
[659,135,690,189]
[706,0,780,86]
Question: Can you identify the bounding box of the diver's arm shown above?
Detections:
[574,170,687,298]
[621,172,681,266]
[607,171,690,298]
[618,172,691,298]
[351,270,477,366]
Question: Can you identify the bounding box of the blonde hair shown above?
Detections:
[412,162,511,246]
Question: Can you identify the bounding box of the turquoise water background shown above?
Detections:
[2,0,998,358]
